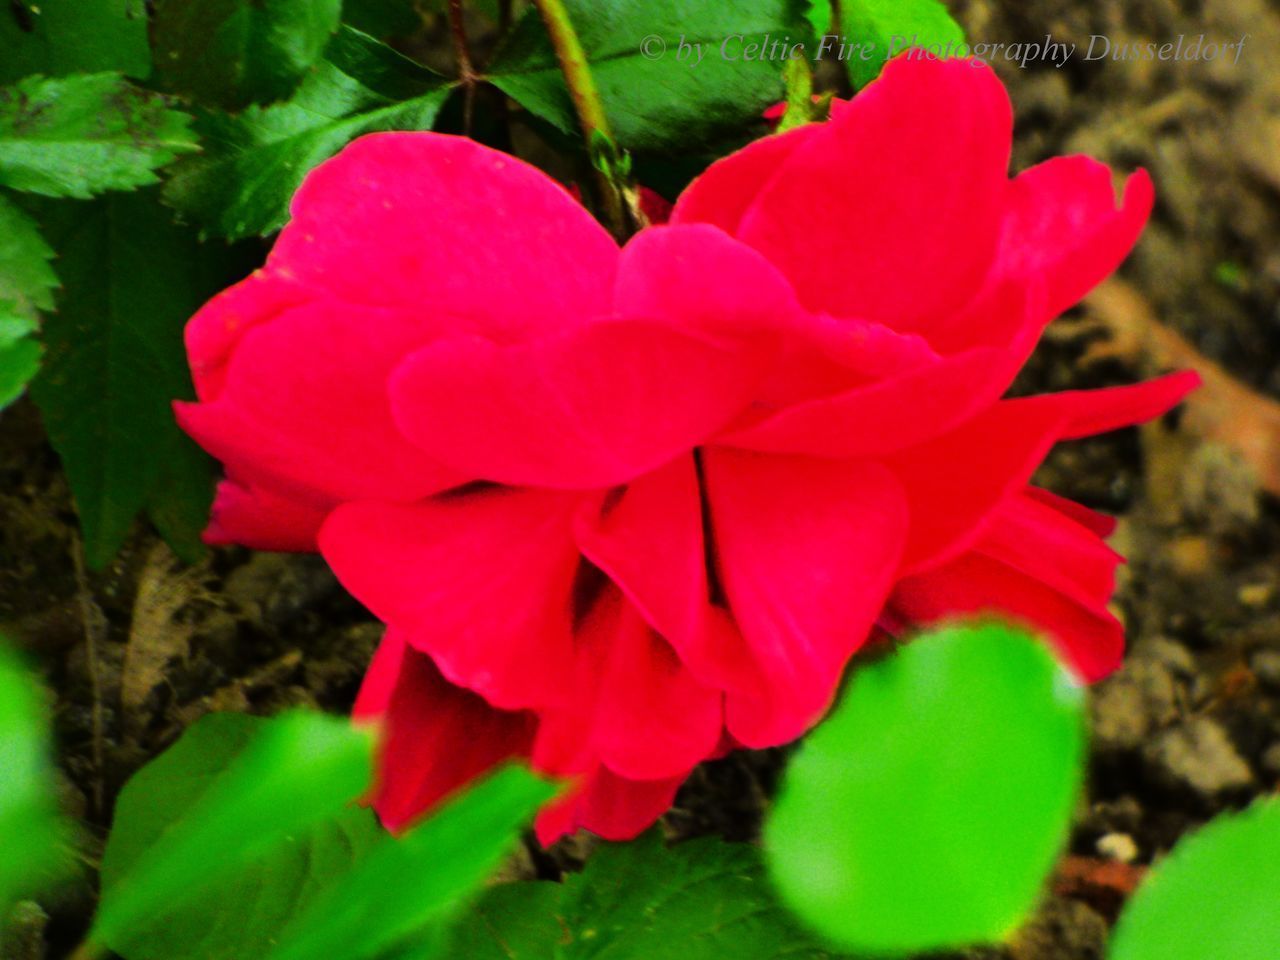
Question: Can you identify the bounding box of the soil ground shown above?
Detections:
[3,0,1280,957]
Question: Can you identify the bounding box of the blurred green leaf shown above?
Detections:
[165,27,454,240]
[29,191,252,567]
[488,0,811,153]
[0,73,197,199]
[447,832,846,959]
[1110,798,1280,960]
[765,622,1085,956]
[94,712,376,953]
[0,643,69,918]
[0,194,56,408]
[0,0,151,85]
[842,0,965,87]
[270,766,556,960]
[152,0,343,110]
[98,713,382,960]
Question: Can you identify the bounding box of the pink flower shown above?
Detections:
[176,54,1196,843]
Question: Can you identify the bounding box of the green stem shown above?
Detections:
[529,0,631,236]
[67,939,106,960]
[529,0,612,143]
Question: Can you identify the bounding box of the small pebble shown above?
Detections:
[1144,717,1254,800]
[1142,637,1196,677]
[1239,583,1275,609]
[1096,832,1139,864]
[1261,742,1280,779]
[1251,649,1280,691]
[1091,679,1150,754]
[1169,536,1213,577]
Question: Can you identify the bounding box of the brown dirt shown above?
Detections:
[3,0,1280,957]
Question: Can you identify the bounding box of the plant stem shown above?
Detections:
[68,939,106,960]
[447,0,477,134]
[529,0,629,236]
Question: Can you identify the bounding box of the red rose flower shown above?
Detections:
[176,54,1197,843]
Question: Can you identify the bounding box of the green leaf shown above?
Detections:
[0,0,151,86]
[0,73,198,199]
[806,1,832,39]
[98,712,381,960]
[0,195,57,344]
[447,832,845,959]
[0,194,56,408]
[488,0,812,153]
[0,338,43,410]
[164,27,454,240]
[1110,799,1280,960]
[152,0,343,110]
[29,191,250,568]
[342,0,424,39]
[95,712,376,954]
[842,0,965,88]
[269,765,556,960]
[0,642,70,917]
[765,622,1085,956]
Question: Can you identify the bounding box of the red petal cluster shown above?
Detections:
[176,55,1197,843]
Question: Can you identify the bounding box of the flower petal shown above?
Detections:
[318,490,583,711]
[534,765,685,845]
[389,321,768,489]
[1026,486,1117,537]
[889,399,1069,575]
[613,223,803,340]
[890,552,1124,682]
[717,346,1009,457]
[534,587,722,782]
[618,222,956,414]
[361,637,536,832]
[272,131,618,337]
[703,450,909,747]
[670,124,824,233]
[573,457,753,702]
[735,55,1012,327]
[573,456,708,656]
[185,269,312,403]
[203,475,332,551]
[975,493,1122,610]
[893,372,1197,574]
[638,186,673,225]
[736,313,943,414]
[1023,370,1201,441]
[589,603,721,780]
[352,628,408,722]
[175,299,464,504]
[926,161,1154,352]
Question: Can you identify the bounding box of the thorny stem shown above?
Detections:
[529,0,633,237]
[447,0,478,134]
